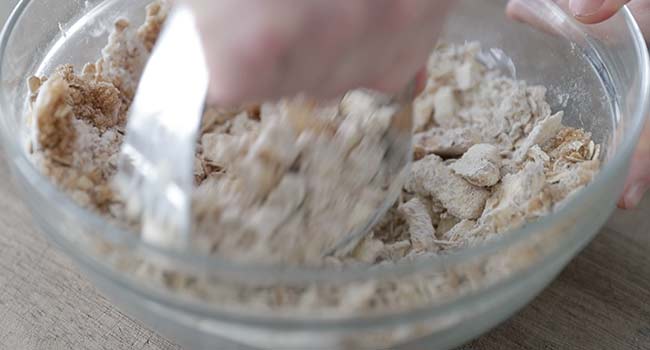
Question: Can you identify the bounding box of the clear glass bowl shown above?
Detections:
[0,0,648,349]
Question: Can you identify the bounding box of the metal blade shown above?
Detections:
[116,4,208,250]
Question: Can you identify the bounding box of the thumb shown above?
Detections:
[568,0,631,24]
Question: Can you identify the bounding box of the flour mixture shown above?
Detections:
[26,0,601,315]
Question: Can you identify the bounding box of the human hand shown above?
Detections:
[182,0,451,105]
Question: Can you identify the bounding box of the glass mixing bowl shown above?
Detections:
[0,0,648,349]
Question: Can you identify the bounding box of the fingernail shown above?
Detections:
[569,0,605,17]
[623,183,647,209]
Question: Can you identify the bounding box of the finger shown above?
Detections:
[618,155,650,208]
[506,0,566,37]
[618,119,650,209]
[276,0,369,100]
[203,3,304,104]
[365,5,443,94]
[569,0,631,24]
[368,39,435,94]
[368,62,422,94]
[415,67,428,95]
[506,0,632,44]
[618,181,650,209]
[314,12,402,98]
[315,46,373,99]
[205,29,284,105]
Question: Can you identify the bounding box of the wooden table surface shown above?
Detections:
[2,3,650,350]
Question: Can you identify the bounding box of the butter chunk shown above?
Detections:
[398,197,437,252]
[455,61,482,90]
[414,127,482,158]
[32,76,76,165]
[481,161,548,232]
[450,144,501,187]
[433,87,459,128]
[514,111,563,162]
[405,155,489,219]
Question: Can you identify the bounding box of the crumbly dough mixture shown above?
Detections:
[30,2,400,265]
[26,0,601,321]
[188,92,401,264]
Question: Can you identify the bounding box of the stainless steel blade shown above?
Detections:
[116,4,208,250]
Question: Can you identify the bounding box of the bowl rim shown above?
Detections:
[1,0,648,324]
